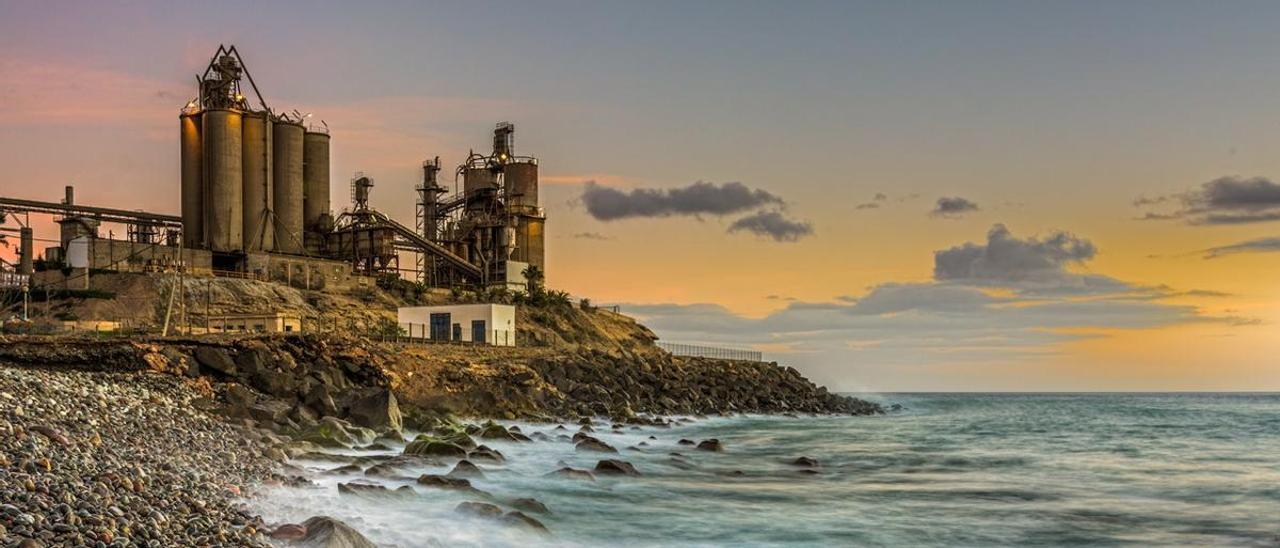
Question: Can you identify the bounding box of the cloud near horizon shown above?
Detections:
[622,224,1249,384]
[1137,176,1280,225]
[930,196,981,218]
[1203,236,1280,258]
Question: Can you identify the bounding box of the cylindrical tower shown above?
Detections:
[180,113,203,248]
[202,109,244,252]
[464,167,498,214]
[241,111,273,252]
[272,120,305,254]
[303,131,331,231]
[504,162,538,208]
[18,227,33,276]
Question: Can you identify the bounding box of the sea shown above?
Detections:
[250,393,1280,546]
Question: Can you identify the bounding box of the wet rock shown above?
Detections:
[468,445,505,463]
[448,459,486,478]
[697,439,724,452]
[502,511,550,533]
[594,459,640,476]
[792,456,820,468]
[417,474,483,493]
[574,436,617,453]
[510,497,551,514]
[456,501,503,519]
[299,417,376,448]
[364,455,441,478]
[547,467,595,481]
[403,439,468,458]
[271,523,308,540]
[298,515,377,548]
[677,439,695,446]
[346,389,403,432]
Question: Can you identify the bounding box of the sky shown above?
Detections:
[1,0,1277,391]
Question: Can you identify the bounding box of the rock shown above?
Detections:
[468,446,505,463]
[510,498,550,514]
[696,439,724,452]
[792,456,820,468]
[403,439,468,458]
[364,455,441,478]
[574,436,617,453]
[28,424,69,446]
[677,439,695,446]
[248,400,292,424]
[547,467,595,481]
[456,501,503,519]
[417,474,481,493]
[448,459,485,478]
[477,421,520,441]
[298,515,377,548]
[346,389,403,432]
[502,511,550,533]
[193,347,237,376]
[299,417,377,448]
[271,523,308,540]
[594,459,640,476]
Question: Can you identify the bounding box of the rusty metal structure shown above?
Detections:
[411,122,546,287]
[0,45,547,291]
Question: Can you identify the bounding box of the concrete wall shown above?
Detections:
[398,303,516,346]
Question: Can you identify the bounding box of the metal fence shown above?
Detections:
[657,342,763,362]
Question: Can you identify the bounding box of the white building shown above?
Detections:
[397,303,517,346]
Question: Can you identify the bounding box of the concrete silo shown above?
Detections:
[180,112,203,248]
[272,120,305,254]
[242,111,273,252]
[303,130,331,252]
[202,109,243,252]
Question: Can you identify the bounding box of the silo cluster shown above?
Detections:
[178,48,329,256]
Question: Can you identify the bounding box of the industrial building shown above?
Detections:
[0,45,546,293]
[397,304,517,346]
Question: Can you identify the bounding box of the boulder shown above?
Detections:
[791,456,820,468]
[547,467,595,481]
[448,460,485,479]
[696,439,724,452]
[510,497,550,514]
[501,511,550,533]
[417,474,483,494]
[456,501,503,519]
[467,446,505,463]
[193,347,237,376]
[574,437,617,454]
[248,400,292,424]
[677,439,695,446]
[270,523,307,540]
[299,417,377,448]
[364,455,441,479]
[403,439,468,458]
[297,516,377,548]
[346,389,403,432]
[594,459,640,476]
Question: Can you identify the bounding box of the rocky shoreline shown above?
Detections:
[0,334,882,546]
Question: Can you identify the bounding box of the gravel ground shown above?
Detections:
[0,365,277,547]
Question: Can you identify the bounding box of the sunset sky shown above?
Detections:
[1,1,1277,391]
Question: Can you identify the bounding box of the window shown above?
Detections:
[472,320,487,344]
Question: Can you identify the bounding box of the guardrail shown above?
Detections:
[657,342,763,362]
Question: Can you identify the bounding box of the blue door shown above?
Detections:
[471,320,487,344]
[429,313,451,341]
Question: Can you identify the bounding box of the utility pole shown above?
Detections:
[161,273,177,336]
[205,277,211,334]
